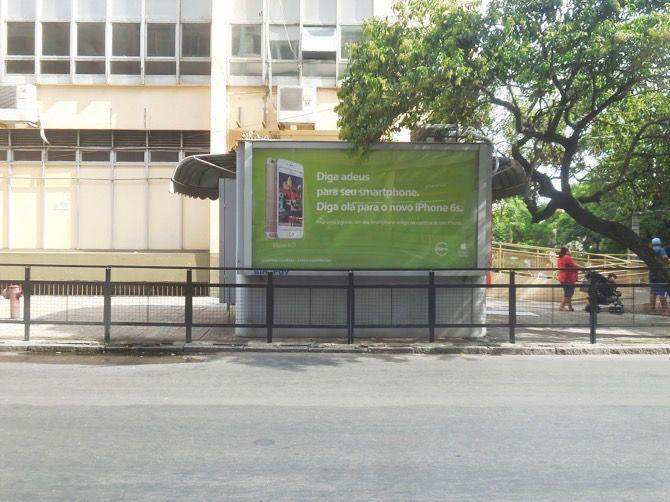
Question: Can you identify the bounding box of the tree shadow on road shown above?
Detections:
[211,352,411,371]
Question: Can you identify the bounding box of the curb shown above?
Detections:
[2,342,670,356]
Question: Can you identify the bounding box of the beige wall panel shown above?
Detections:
[228,86,267,130]
[228,86,340,134]
[10,165,43,249]
[315,88,340,131]
[148,166,181,249]
[38,86,211,130]
[79,165,112,249]
[0,251,211,282]
[113,166,147,250]
[0,165,8,248]
[182,196,209,250]
[44,166,76,249]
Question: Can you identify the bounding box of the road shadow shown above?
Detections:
[212,352,411,371]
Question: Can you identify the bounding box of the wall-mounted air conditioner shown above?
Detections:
[0,84,39,124]
[277,86,317,124]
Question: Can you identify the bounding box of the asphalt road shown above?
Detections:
[1,353,669,501]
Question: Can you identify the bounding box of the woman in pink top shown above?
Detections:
[556,246,581,311]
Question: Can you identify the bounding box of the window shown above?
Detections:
[231,25,262,58]
[0,150,7,161]
[303,0,336,25]
[6,61,35,74]
[116,150,145,162]
[6,22,34,74]
[41,60,70,74]
[81,150,110,162]
[7,23,35,55]
[231,0,262,22]
[76,61,105,74]
[77,23,105,56]
[150,151,180,162]
[180,0,212,21]
[341,26,364,59]
[76,0,106,21]
[303,61,336,77]
[230,61,262,76]
[7,0,36,19]
[43,0,71,20]
[181,23,211,75]
[13,150,42,162]
[111,61,140,75]
[47,149,77,162]
[269,0,299,23]
[339,0,374,24]
[180,61,211,75]
[111,0,141,21]
[147,24,175,57]
[77,22,106,74]
[271,62,299,77]
[42,23,70,56]
[10,129,42,146]
[146,0,178,22]
[146,23,176,76]
[182,24,211,57]
[302,26,337,60]
[269,26,299,60]
[112,24,141,57]
[146,61,176,75]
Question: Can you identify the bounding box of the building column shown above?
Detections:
[209,2,230,285]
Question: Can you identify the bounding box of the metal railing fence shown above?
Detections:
[1,264,668,345]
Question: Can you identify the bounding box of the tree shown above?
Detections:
[336,0,670,279]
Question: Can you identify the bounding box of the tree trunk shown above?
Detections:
[559,195,670,282]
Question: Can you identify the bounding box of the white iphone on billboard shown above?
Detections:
[276,159,304,239]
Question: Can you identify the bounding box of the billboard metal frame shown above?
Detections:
[236,141,492,276]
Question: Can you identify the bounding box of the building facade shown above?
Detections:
[0,0,389,276]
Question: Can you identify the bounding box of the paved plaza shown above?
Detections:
[1,294,669,347]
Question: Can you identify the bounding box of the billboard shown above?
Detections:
[242,143,484,269]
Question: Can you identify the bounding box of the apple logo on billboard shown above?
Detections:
[434,242,449,256]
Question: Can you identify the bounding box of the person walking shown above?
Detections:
[649,237,669,314]
[557,246,581,311]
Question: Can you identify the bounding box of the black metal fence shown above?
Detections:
[1,264,669,344]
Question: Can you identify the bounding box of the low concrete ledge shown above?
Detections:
[2,340,670,356]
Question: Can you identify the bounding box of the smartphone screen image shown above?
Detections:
[265,158,277,239]
[276,159,304,239]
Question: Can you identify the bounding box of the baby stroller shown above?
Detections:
[580,271,624,314]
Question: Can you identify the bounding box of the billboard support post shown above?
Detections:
[347,271,355,344]
[428,271,436,343]
[266,271,274,343]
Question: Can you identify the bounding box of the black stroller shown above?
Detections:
[580,271,624,314]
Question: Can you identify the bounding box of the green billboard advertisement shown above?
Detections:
[251,146,479,269]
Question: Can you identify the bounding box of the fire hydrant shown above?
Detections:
[1,285,22,319]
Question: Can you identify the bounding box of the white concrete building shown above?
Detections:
[0,0,389,278]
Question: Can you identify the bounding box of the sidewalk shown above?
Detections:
[1,323,670,355]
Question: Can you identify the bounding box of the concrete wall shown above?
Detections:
[38,86,211,130]
[0,250,211,282]
[2,83,342,264]
[0,160,210,251]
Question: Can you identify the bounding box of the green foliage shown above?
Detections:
[337,0,670,272]
[493,196,628,253]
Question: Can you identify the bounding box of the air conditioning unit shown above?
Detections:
[277,86,317,124]
[0,84,39,124]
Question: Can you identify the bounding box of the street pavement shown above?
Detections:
[1,353,669,501]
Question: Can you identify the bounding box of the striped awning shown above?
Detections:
[170,153,236,200]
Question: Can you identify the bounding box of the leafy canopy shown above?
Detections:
[337,0,670,274]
